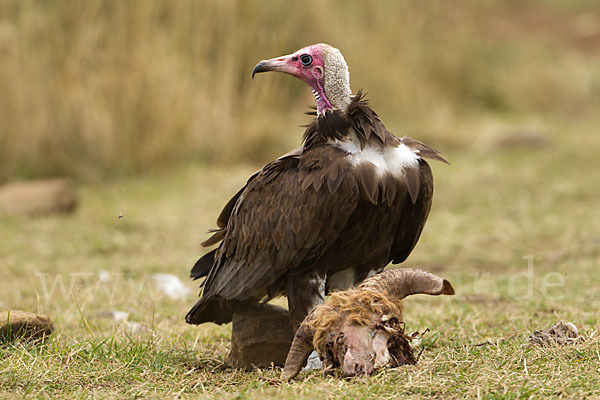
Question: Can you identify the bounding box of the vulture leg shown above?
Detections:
[287,271,326,331]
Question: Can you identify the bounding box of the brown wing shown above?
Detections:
[388,159,434,264]
[187,147,359,323]
[200,185,249,247]
[190,181,255,280]
[388,137,448,264]
[200,147,304,248]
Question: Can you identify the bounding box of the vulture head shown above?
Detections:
[252,43,351,114]
[281,268,455,381]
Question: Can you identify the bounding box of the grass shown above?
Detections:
[2,0,600,398]
[1,110,600,398]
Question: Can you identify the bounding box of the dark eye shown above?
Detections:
[300,54,313,66]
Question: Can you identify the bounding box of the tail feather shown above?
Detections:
[190,249,217,280]
[185,296,243,325]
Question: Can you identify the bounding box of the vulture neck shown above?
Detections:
[303,91,389,150]
[313,83,351,115]
[315,50,352,114]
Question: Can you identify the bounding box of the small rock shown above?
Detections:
[125,321,149,334]
[527,320,585,346]
[96,311,149,334]
[226,303,294,369]
[0,310,54,341]
[303,351,323,372]
[0,179,77,217]
[153,274,191,299]
[97,310,129,323]
[98,270,111,283]
[112,311,129,323]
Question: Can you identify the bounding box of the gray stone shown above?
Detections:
[0,310,54,341]
[153,274,191,300]
[96,310,129,323]
[0,179,77,217]
[226,303,294,369]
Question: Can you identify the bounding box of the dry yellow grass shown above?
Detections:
[1,0,599,181]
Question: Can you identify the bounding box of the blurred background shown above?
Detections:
[1,0,598,182]
[1,2,600,396]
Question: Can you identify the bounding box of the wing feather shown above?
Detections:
[200,149,359,304]
[388,160,434,264]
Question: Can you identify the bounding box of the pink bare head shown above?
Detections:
[252,43,352,114]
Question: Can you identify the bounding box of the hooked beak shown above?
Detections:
[251,54,298,79]
[251,60,271,78]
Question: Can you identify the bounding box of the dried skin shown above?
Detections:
[318,319,418,377]
[387,332,417,367]
[308,287,404,355]
[527,320,584,347]
[304,287,418,376]
[281,269,454,380]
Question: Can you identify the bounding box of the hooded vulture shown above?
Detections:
[186,43,447,330]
